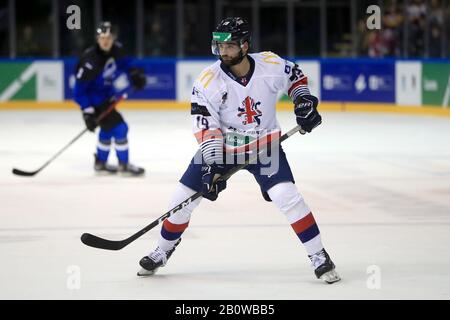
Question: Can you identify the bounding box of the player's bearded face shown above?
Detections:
[218,42,243,66]
[97,34,115,52]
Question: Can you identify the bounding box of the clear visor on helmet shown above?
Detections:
[211,32,243,55]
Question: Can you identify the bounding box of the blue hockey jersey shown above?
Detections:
[73,42,133,110]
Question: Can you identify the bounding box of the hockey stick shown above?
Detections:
[12,94,128,177]
[81,124,303,250]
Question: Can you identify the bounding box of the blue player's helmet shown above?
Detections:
[96,21,117,38]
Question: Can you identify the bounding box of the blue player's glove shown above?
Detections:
[294,94,322,134]
[201,164,227,201]
[82,108,97,132]
[129,67,146,91]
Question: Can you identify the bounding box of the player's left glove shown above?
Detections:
[201,163,227,201]
[129,67,147,90]
[294,94,322,134]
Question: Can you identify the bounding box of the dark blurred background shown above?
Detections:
[0,0,448,59]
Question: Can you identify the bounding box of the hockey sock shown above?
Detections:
[288,210,324,256]
[97,139,111,162]
[267,182,324,256]
[158,220,189,251]
[156,183,202,252]
[115,138,129,163]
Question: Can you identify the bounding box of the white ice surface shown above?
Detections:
[0,109,450,299]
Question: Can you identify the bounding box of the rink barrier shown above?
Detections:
[1,101,450,117]
[2,58,450,106]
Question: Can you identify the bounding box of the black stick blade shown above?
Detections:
[12,168,39,176]
[80,233,126,251]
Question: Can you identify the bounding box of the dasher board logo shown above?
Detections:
[0,61,63,101]
[422,63,450,107]
[238,96,262,125]
[321,61,395,103]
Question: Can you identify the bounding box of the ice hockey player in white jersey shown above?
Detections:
[138,17,340,284]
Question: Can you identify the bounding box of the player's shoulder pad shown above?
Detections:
[79,45,96,60]
[251,51,284,66]
[194,61,221,91]
[75,46,100,81]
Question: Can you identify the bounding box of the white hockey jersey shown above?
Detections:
[191,51,310,163]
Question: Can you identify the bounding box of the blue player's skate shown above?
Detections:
[94,154,117,174]
[118,162,145,176]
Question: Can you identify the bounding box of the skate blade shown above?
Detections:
[319,270,341,284]
[95,169,118,175]
[120,171,145,177]
[95,172,117,176]
[137,267,158,277]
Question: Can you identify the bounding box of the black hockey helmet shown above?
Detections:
[211,17,251,56]
[96,21,116,38]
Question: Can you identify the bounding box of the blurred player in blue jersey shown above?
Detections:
[74,21,146,176]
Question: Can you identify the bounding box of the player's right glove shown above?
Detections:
[294,94,322,134]
[82,108,97,132]
[201,163,227,201]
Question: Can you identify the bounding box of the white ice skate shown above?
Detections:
[137,239,181,276]
[309,248,341,284]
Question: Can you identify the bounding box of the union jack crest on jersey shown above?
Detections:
[238,96,262,125]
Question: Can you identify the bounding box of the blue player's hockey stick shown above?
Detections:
[12,93,128,177]
[81,125,304,250]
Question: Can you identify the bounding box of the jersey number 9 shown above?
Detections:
[196,116,209,130]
